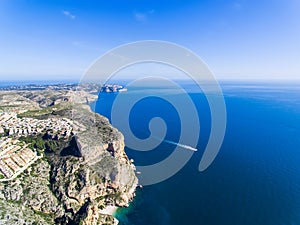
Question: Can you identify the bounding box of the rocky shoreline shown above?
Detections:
[0,87,138,225]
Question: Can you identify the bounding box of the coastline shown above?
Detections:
[89,99,120,224]
[89,99,121,223]
[88,98,137,224]
[98,206,119,225]
[0,85,138,225]
[99,205,118,216]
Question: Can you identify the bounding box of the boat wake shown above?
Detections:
[163,139,197,151]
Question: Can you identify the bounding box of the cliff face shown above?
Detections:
[48,105,138,224]
[50,154,136,225]
[61,103,138,202]
[0,90,138,225]
[49,104,138,225]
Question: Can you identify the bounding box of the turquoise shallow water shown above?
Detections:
[95,81,300,225]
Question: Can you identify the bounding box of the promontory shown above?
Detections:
[0,84,138,225]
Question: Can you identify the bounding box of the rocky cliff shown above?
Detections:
[0,90,138,225]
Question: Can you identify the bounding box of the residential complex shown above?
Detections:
[0,137,38,180]
[0,112,77,180]
[0,112,73,138]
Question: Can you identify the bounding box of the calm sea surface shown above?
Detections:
[94,81,300,225]
[2,80,300,225]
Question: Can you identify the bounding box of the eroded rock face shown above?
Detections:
[50,151,137,224]
[49,104,138,224]
[0,160,65,224]
[0,98,138,224]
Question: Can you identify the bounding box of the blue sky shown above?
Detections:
[0,0,300,80]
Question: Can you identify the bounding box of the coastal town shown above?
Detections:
[1,82,127,93]
[0,112,73,138]
[0,84,138,224]
[0,112,74,180]
[100,84,127,93]
[0,83,127,181]
[0,137,39,181]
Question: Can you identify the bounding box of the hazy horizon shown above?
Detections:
[1,0,300,81]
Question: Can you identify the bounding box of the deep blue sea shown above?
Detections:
[2,80,300,225]
[94,81,300,225]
